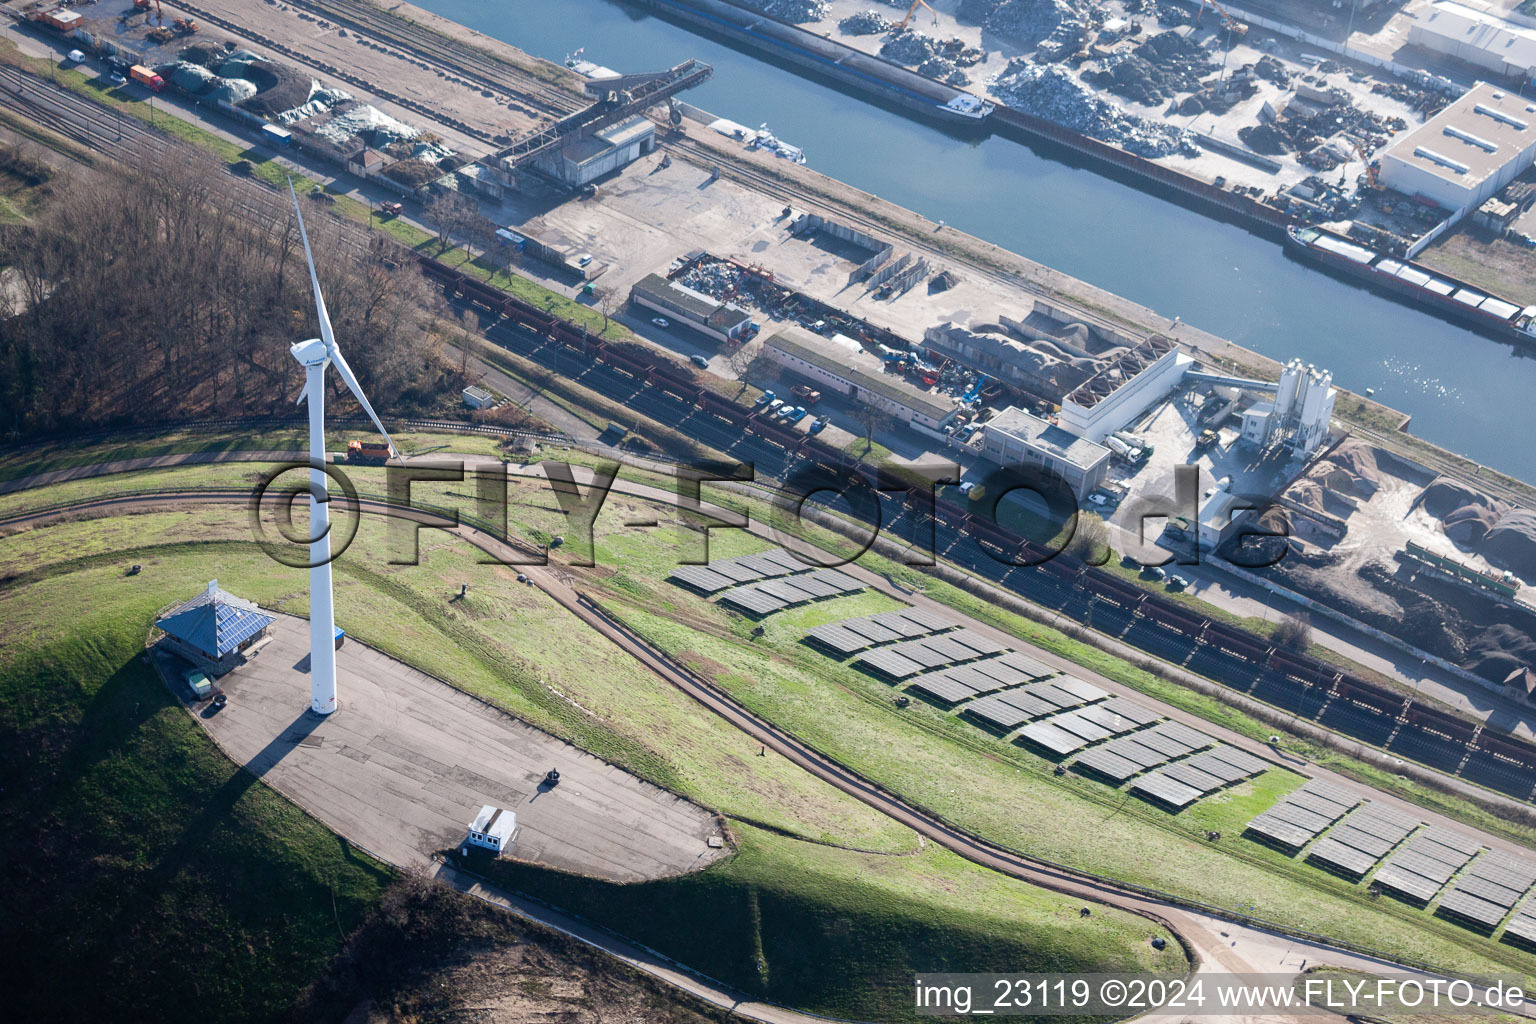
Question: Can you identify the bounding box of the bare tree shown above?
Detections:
[1065,511,1111,566]
[1273,612,1313,652]
[425,191,479,253]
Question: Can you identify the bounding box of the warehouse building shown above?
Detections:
[1377,82,1536,213]
[1410,3,1536,83]
[762,328,959,437]
[979,406,1111,500]
[535,116,655,187]
[630,273,752,345]
[1057,336,1192,443]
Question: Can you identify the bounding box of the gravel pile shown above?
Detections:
[960,0,1089,60]
[990,60,1199,157]
[740,0,829,22]
[838,9,890,34]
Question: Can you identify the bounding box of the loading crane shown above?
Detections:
[895,0,939,31]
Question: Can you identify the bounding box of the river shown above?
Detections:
[417,0,1536,481]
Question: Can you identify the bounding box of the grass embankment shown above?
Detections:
[477,820,1178,1021]
[0,583,392,1022]
[0,496,1180,1020]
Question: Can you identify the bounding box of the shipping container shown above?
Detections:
[261,124,293,147]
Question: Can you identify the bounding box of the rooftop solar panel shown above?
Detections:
[1017,721,1089,756]
[1131,772,1203,808]
[1074,748,1143,782]
[1308,838,1378,878]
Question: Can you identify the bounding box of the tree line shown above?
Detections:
[0,148,438,441]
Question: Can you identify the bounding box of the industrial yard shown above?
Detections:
[9,0,1536,1021]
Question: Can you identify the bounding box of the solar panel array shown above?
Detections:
[963,678,1111,733]
[853,629,1012,680]
[1015,695,1150,755]
[804,608,956,655]
[668,547,808,594]
[1073,721,1216,784]
[906,650,1059,705]
[1129,746,1269,809]
[1372,827,1481,904]
[716,568,863,616]
[1306,803,1420,879]
[1438,852,1536,931]
[1245,780,1361,852]
[1500,897,1536,946]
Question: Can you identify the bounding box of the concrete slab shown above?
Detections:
[186,614,724,879]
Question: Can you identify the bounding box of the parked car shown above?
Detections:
[107,72,127,87]
[650,317,670,328]
[754,389,775,406]
[1166,575,1190,591]
[1140,565,1167,582]
[808,417,827,434]
[958,481,976,494]
[766,398,784,413]
[689,354,710,369]
[775,403,797,419]
[576,253,593,267]
[1087,492,1110,506]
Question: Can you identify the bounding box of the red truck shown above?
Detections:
[790,384,822,404]
[129,65,165,92]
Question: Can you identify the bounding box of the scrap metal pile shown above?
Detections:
[990,60,1199,157]
[957,0,1089,60]
[839,9,891,34]
[740,0,829,21]
[1237,84,1395,169]
[1084,31,1216,106]
[880,28,984,85]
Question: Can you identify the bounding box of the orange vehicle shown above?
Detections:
[129,65,165,92]
[346,440,392,465]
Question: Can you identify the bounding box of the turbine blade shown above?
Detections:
[290,180,337,354]
[331,343,397,458]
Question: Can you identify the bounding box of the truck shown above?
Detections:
[1105,436,1144,462]
[130,65,165,92]
[790,384,821,404]
[346,439,392,465]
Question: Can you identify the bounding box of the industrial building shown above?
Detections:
[465,805,517,855]
[979,406,1112,500]
[1057,336,1193,443]
[534,116,655,187]
[1410,3,1536,83]
[1196,490,1258,553]
[154,580,274,675]
[630,273,753,346]
[1240,359,1337,457]
[1376,82,1536,214]
[762,328,959,437]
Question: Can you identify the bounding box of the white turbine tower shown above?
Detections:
[289,183,397,715]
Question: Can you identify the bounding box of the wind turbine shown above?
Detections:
[289,182,397,715]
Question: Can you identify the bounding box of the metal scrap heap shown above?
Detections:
[838,9,891,34]
[958,0,1090,61]
[989,60,1200,158]
[740,0,830,22]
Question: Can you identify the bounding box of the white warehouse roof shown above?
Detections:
[1379,81,1536,195]
[1413,3,1536,77]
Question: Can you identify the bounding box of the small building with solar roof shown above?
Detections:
[155,579,275,675]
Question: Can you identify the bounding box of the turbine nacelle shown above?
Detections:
[290,337,330,367]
